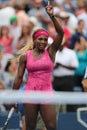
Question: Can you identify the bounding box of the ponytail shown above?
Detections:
[11,41,34,62]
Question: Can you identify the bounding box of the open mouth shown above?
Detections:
[39,45,44,49]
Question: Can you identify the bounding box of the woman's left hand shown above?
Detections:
[45,1,53,16]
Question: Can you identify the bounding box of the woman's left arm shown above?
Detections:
[46,2,64,59]
[49,15,64,51]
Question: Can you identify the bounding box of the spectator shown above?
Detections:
[74,36,87,91]
[0,80,7,112]
[69,19,86,49]
[75,0,86,16]
[59,11,78,34]
[0,6,15,26]
[28,16,42,32]
[13,4,29,26]
[23,0,35,13]
[28,0,51,29]
[77,1,87,36]
[0,26,13,54]
[9,15,22,54]
[52,37,79,112]
[16,24,32,50]
[63,26,71,48]
[4,60,17,89]
[0,44,14,71]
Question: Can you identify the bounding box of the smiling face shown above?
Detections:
[33,29,49,51]
[33,35,48,51]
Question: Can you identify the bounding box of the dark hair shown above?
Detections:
[78,19,84,25]
[5,61,11,72]
[0,26,9,37]
[13,4,23,10]
[76,38,80,43]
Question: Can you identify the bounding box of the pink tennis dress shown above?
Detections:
[25,50,54,91]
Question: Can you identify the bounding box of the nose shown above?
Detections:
[40,39,46,44]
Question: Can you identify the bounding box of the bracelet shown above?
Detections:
[49,14,55,18]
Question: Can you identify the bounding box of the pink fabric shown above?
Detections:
[25,50,54,91]
[34,30,49,39]
[0,37,13,54]
[63,26,71,39]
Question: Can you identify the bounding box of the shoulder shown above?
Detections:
[26,50,31,54]
[19,54,27,63]
[62,48,76,58]
[65,48,76,54]
[47,47,56,62]
[26,50,31,57]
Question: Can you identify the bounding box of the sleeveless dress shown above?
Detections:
[25,50,54,91]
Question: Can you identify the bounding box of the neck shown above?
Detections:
[33,48,44,54]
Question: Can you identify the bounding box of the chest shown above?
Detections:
[0,38,12,45]
[76,51,87,62]
[26,51,53,72]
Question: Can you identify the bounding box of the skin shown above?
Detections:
[54,45,78,70]
[13,1,64,130]
[82,79,87,92]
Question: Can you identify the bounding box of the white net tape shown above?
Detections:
[0,90,87,104]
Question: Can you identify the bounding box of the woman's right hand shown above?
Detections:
[9,104,18,112]
[45,1,53,16]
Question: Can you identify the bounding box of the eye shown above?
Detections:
[38,37,48,42]
[44,38,48,42]
[38,38,43,41]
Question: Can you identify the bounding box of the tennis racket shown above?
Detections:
[2,107,14,130]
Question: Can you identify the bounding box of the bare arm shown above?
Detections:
[13,54,26,90]
[82,79,87,92]
[48,16,64,61]
[54,63,77,70]
[45,1,64,61]
[49,16,64,50]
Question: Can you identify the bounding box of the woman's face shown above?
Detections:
[78,20,85,30]
[22,25,30,35]
[34,35,48,51]
[1,27,9,36]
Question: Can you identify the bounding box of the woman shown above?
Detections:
[4,60,17,89]
[74,36,87,91]
[16,24,32,50]
[0,26,13,54]
[13,1,64,130]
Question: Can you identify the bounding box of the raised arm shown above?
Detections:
[13,54,26,90]
[46,1,64,60]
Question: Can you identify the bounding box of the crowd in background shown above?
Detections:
[0,0,87,114]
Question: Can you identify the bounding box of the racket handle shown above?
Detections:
[8,107,14,119]
[2,124,8,130]
[2,107,14,130]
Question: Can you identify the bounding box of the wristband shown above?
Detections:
[50,14,55,18]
